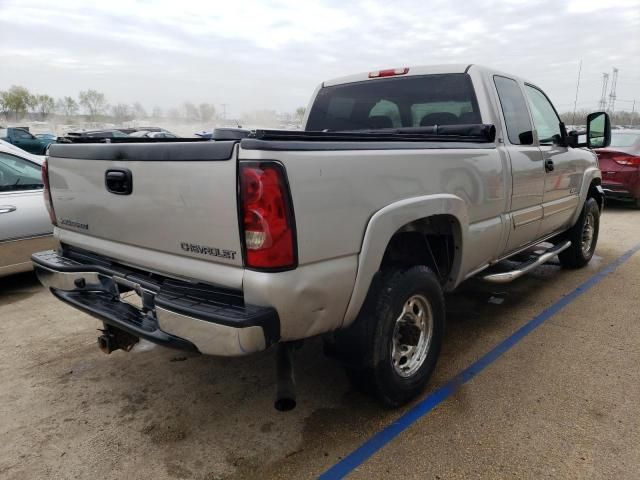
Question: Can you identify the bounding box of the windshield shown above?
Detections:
[306,73,481,131]
[610,132,640,148]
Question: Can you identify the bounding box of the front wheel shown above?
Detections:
[558,197,600,269]
[341,266,445,407]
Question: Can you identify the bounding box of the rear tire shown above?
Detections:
[337,266,445,407]
[558,197,600,269]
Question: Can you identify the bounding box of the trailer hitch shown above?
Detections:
[97,325,139,354]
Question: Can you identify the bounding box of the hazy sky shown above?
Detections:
[1,0,638,118]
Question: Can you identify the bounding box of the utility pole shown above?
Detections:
[632,100,636,126]
[571,59,582,125]
[220,103,228,123]
[607,67,618,114]
[598,73,609,111]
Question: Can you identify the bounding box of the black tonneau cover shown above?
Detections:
[49,124,495,157]
[48,140,236,161]
[254,124,496,143]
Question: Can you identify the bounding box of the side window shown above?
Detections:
[525,85,561,145]
[493,76,533,145]
[368,99,401,128]
[0,153,43,192]
[16,130,34,139]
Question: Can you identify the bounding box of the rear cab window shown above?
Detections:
[306,73,482,131]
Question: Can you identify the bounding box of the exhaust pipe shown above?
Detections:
[274,343,296,411]
[98,325,139,354]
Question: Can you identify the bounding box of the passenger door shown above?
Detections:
[0,152,53,273]
[524,85,581,235]
[493,76,546,252]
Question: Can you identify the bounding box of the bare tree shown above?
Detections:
[56,96,79,118]
[183,102,199,122]
[0,91,11,120]
[36,94,55,120]
[79,89,107,120]
[111,103,133,123]
[2,85,31,120]
[199,103,216,123]
[151,106,164,119]
[132,102,147,119]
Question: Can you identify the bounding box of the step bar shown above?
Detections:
[482,241,571,284]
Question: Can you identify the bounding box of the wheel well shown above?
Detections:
[588,178,604,211]
[380,215,461,285]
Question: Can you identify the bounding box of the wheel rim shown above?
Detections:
[391,294,434,378]
[581,211,595,256]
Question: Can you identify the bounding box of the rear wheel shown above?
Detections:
[558,197,600,268]
[338,266,445,407]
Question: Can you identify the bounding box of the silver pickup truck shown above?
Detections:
[33,64,610,409]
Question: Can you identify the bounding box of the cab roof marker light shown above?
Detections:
[368,68,410,78]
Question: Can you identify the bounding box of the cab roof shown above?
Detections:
[322,64,524,87]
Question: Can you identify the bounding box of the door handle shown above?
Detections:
[0,205,17,214]
[105,169,133,195]
[544,159,555,172]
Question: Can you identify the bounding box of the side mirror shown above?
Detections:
[586,111,611,149]
[518,130,534,145]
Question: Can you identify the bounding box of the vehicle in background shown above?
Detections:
[35,133,58,141]
[0,143,56,277]
[66,129,128,138]
[597,129,640,208]
[0,139,44,159]
[128,130,178,139]
[119,127,174,135]
[0,127,55,155]
[194,130,213,138]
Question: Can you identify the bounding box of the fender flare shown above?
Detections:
[570,166,602,226]
[341,194,469,327]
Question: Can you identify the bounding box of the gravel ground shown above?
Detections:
[1,204,639,479]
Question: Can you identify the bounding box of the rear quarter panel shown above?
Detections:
[240,143,507,335]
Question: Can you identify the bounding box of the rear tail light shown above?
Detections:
[612,154,640,167]
[41,159,57,225]
[368,67,409,78]
[239,162,296,270]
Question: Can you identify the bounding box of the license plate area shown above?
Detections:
[120,290,144,310]
[113,276,154,313]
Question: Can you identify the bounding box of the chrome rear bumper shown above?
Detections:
[32,250,279,356]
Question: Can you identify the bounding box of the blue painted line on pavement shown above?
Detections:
[319,243,640,480]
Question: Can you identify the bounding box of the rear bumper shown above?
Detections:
[602,184,639,201]
[602,171,640,200]
[32,250,279,356]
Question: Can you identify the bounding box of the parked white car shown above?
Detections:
[0,142,56,277]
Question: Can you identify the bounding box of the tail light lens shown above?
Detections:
[612,154,640,167]
[239,162,296,269]
[41,159,57,225]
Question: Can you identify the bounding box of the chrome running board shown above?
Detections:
[482,241,571,284]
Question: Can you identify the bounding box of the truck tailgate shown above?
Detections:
[47,141,243,274]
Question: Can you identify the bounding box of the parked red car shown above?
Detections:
[597,129,640,208]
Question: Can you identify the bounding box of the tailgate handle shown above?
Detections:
[105,169,132,195]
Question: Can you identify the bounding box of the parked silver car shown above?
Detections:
[0,142,56,277]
